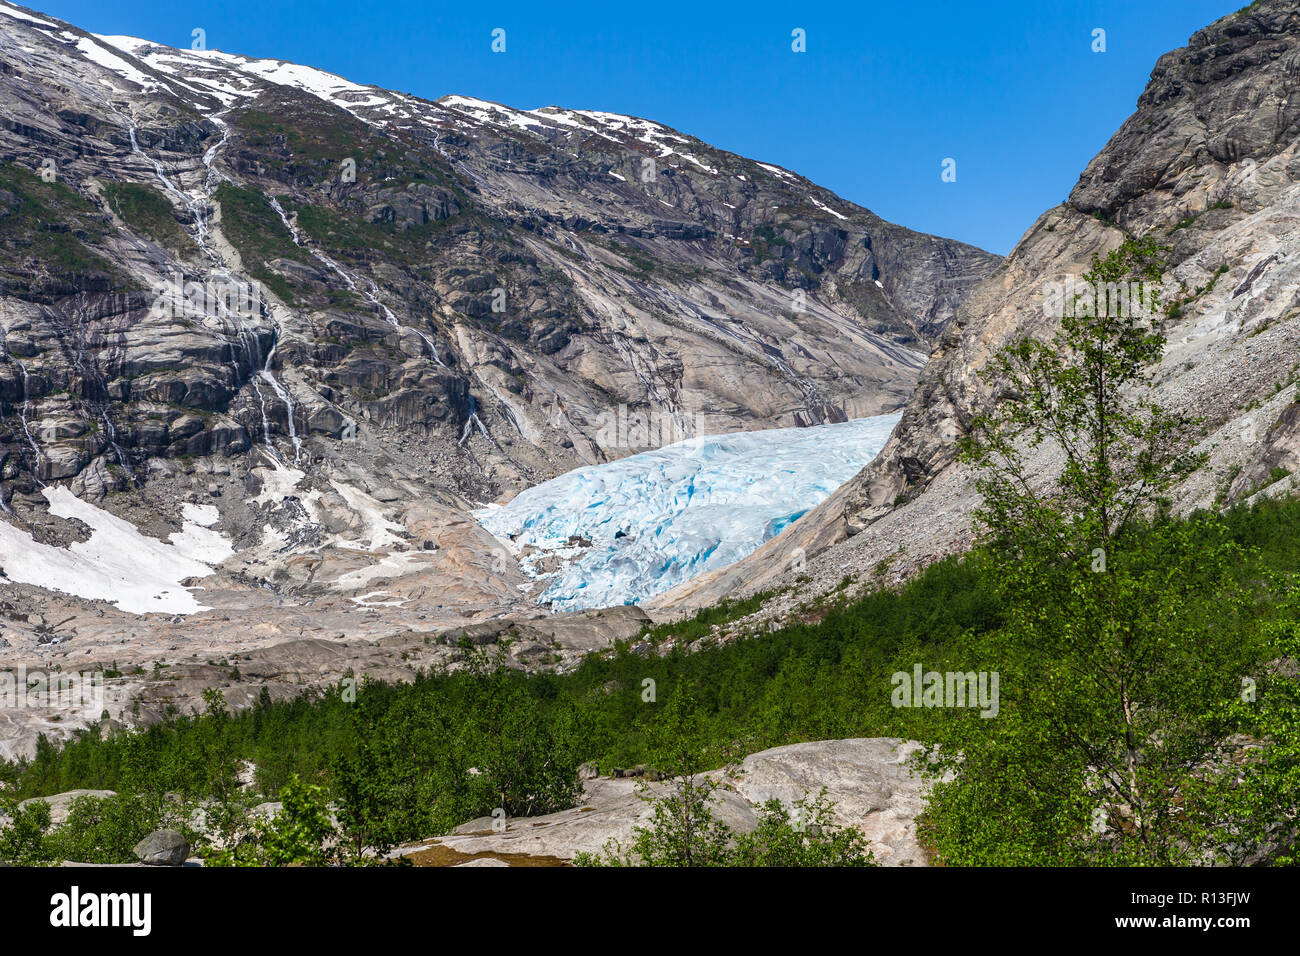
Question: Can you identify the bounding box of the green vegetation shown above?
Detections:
[922,239,1299,865]
[0,549,1002,865]
[615,242,656,275]
[575,695,874,866]
[235,105,456,191]
[1165,262,1229,320]
[591,235,709,283]
[207,775,339,866]
[0,789,184,866]
[234,103,467,201]
[286,198,455,269]
[749,224,792,260]
[236,108,370,171]
[640,591,773,644]
[0,161,121,287]
[213,182,312,305]
[576,782,873,867]
[102,181,188,250]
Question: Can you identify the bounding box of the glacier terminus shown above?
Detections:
[475,415,901,611]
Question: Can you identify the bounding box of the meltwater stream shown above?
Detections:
[474,414,900,611]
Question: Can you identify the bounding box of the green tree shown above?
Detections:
[1218,590,1300,865]
[921,237,1289,864]
[577,693,730,867]
[208,774,336,867]
[331,721,401,863]
[0,798,54,865]
[729,791,875,867]
[577,784,876,867]
[962,235,1200,555]
[463,646,585,819]
[586,771,734,867]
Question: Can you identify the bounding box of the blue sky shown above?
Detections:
[30,0,1245,255]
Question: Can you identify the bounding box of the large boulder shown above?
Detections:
[133,830,190,866]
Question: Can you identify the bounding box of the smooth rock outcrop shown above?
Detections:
[394,737,931,866]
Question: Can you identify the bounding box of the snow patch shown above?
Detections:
[73,36,155,89]
[757,162,795,181]
[333,551,427,589]
[329,480,404,551]
[351,590,410,608]
[0,487,232,614]
[182,503,220,527]
[809,196,849,221]
[252,464,304,506]
[532,107,718,174]
[167,505,235,566]
[0,1,56,27]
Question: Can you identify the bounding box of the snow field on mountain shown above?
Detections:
[0,488,233,615]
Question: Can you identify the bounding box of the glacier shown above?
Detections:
[474,414,900,611]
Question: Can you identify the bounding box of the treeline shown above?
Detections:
[4,548,1000,804]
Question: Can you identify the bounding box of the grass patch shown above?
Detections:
[102,181,189,250]
[214,182,313,305]
[0,162,123,289]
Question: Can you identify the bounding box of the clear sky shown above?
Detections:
[25,0,1246,255]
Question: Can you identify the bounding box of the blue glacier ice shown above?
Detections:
[474,414,901,611]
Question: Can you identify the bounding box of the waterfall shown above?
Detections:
[267,196,447,367]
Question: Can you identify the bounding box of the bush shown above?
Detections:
[576,780,874,867]
[207,775,336,867]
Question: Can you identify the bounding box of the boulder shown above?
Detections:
[133,830,190,866]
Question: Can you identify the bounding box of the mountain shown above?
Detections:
[0,1,998,755]
[0,0,996,508]
[660,0,1300,617]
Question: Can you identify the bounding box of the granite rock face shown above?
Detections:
[656,0,1300,616]
[0,2,997,514]
[394,737,932,866]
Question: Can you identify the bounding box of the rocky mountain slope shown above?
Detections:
[659,0,1300,619]
[0,1,997,756]
[0,0,996,507]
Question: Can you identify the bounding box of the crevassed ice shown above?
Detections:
[474,414,900,611]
